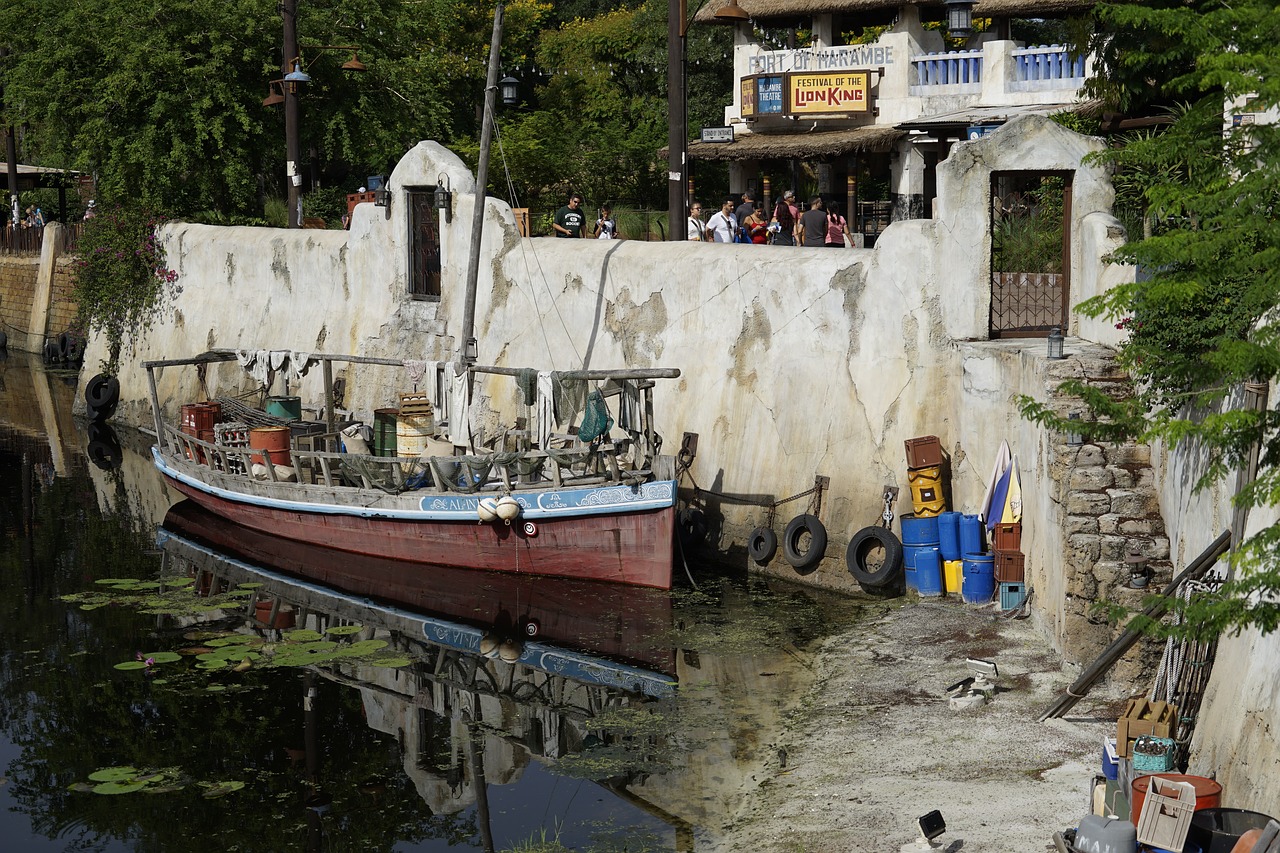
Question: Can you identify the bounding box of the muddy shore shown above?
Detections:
[705,598,1126,852]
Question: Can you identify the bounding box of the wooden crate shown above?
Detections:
[994,550,1025,583]
[905,435,942,469]
[398,392,435,416]
[1116,698,1177,757]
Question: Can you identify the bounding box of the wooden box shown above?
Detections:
[1116,698,1177,757]
[905,435,942,469]
[994,550,1025,583]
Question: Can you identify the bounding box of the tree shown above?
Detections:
[1023,0,1280,636]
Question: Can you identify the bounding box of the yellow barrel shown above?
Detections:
[944,559,964,595]
[908,465,946,516]
[396,413,436,460]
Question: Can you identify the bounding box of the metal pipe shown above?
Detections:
[283,0,302,228]
[666,0,687,241]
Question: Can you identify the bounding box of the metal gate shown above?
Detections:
[989,171,1072,338]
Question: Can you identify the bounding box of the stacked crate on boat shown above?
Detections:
[396,393,435,460]
[180,402,222,463]
[904,435,946,517]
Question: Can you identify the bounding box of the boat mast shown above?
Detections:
[460,1,505,367]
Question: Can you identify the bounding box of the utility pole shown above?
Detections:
[1,48,18,227]
[666,0,687,241]
[283,0,302,228]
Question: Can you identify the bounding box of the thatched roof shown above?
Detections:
[695,0,1095,24]
[667,125,905,161]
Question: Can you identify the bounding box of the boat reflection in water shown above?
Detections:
[158,500,687,850]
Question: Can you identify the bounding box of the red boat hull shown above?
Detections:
[162,473,676,589]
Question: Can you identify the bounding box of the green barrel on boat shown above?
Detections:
[373,409,399,457]
[265,395,302,421]
[397,412,436,460]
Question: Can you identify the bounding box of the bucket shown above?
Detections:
[249,426,291,466]
[937,511,962,561]
[373,409,399,457]
[915,548,944,597]
[901,513,940,547]
[396,413,436,460]
[265,395,302,421]
[908,465,945,516]
[961,553,995,604]
[1131,775,1222,828]
[944,559,963,595]
[959,513,984,556]
[1186,808,1278,853]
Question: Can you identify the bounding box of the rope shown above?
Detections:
[683,467,819,512]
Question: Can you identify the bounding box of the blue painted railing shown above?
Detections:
[911,50,983,86]
[1013,44,1086,82]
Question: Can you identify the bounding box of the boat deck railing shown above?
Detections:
[163,425,655,495]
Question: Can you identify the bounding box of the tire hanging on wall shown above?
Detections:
[845,526,905,588]
[782,514,827,574]
[747,526,778,564]
[85,374,121,422]
[677,507,708,551]
[57,332,72,362]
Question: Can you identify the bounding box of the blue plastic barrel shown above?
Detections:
[915,548,944,597]
[961,553,996,604]
[959,514,984,557]
[901,513,940,547]
[937,511,962,561]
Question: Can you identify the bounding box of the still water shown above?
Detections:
[0,352,863,852]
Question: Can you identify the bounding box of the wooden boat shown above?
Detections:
[159,499,677,677]
[145,351,684,589]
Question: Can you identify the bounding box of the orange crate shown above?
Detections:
[993,522,1021,552]
[905,435,942,469]
[994,550,1025,583]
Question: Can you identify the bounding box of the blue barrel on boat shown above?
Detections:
[937,511,962,561]
[901,513,940,547]
[959,513,984,557]
[915,548,944,597]
[961,553,996,604]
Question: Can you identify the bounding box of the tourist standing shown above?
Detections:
[744,207,768,244]
[824,201,854,247]
[734,192,755,226]
[704,198,738,243]
[552,193,586,238]
[687,202,704,241]
[770,199,796,246]
[799,197,828,248]
[594,204,619,239]
[83,200,97,221]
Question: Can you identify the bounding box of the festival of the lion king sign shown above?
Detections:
[741,70,873,118]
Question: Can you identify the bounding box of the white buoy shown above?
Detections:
[496,495,521,523]
[478,497,499,522]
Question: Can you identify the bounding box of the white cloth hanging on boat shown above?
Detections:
[617,380,640,432]
[404,359,429,391]
[536,371,555,449]
[235,349,272,386]
[449,362,471,448]
[287,351,318,386]
[424,361,444,419]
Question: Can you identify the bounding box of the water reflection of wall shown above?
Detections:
[0,352,79,475]
[84,423,179,529]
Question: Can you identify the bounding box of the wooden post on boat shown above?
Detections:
[146,363,165,451]
[460,0,505,368]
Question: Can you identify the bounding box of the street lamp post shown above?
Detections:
[667,0,748,241]
[282,0,303,228]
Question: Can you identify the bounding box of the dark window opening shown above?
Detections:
[407,188,442,300]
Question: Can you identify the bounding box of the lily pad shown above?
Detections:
[206,684,227,692]
[236,583,264,589]
[346,639,389,655]
[93,781,148,795]
[370,657,412,668]
[283,630,324,643]
[142,652,183,664]
[114,661,150,671]
[95,578,140,586]
[88,767,139,782]
[199,780,245,799]
[325,625,364,637]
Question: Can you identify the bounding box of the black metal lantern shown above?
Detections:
[500,76,519,107]
[1067,412,1084,447]
[1047,326,1065,359]
[374,187,391,208]
[434,174,452,223]
[945,0,975,38]
[1126,546,1150,588]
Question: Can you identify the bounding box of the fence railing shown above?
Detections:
[1012,45,1086,83]
[0,222,84,256]
[911,50,983,87]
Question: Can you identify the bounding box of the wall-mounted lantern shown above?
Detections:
[1047,326,1065,359]
[374,187,391,208]
[1126,545,1150,588]
[434,173,453,223]
[1067,412,1084,446]
[945,0,975,38]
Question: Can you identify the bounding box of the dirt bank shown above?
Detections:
[706,598,1124,852]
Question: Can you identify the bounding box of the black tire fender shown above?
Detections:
[85,374,120,410]
[57,331,71,361]
[86,422,123,471]
[747,526,778,564]
[782,514,827,573]
[846,526,905,588]
[677,507,708,549]
[43,338,60,364]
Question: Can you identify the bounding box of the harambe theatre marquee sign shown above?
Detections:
[741,70,874,119]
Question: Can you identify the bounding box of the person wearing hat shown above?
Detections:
[84,200,97,220]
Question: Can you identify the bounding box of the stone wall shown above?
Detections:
[0,256,39,346]
[0,234,79,353]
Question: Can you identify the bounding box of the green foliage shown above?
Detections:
[992,177,1064,273]
[71,204,177,375]
[1023,0,1280,637]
